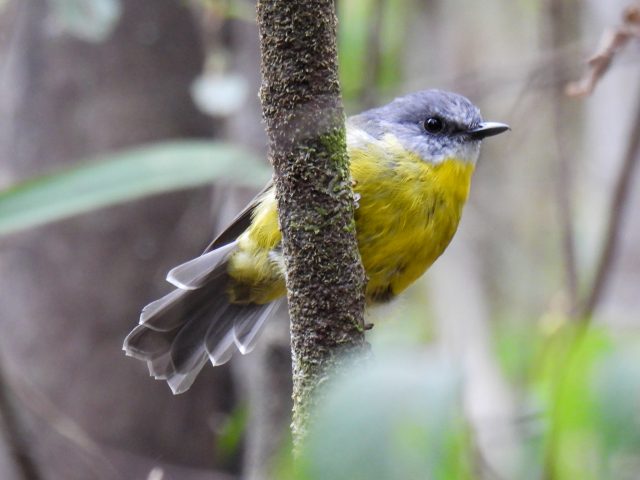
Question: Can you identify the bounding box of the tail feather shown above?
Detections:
[167,242,236,290]
[170,308,220,374]
[233,300,282,355]
[167,355,208,394]
[123,325,175,360]
[123,241,284,394]
[139,288,189,331]
[139,276,224,333]
[203,307,238,362]
[146,352,173,379]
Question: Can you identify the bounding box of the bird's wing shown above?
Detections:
[203,179,274,253]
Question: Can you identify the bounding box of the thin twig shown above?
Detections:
[563,2,640,320]
[0,360,43,480]
[7,373,122,480]
[579,86,640,319]
[566,4,640,97]
[541,5,640,476]
[554,132,579,314]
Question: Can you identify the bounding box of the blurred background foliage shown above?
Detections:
[0,0,639,479]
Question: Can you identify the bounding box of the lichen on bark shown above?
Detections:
[256,0,367,445]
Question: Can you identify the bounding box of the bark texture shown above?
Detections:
[256,0,367,443]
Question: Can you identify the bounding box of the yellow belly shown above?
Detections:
[349,138,474,301]
[227,138,474,304]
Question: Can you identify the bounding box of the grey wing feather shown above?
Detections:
[124,258,283,394]
[167,241,237,290]
[139,289,188,331]
[167,355,208,394]
[233,299,284,355]
[123,180,284,395]
[169,181,273,291]
[123,325,175,360]
[203,180,273,253]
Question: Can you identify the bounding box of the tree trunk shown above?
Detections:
[255,0,367,445]
[0,1,236,478]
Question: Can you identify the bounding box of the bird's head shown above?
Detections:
[349,89,509,165]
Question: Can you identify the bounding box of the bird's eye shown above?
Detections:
[423,116,445,134]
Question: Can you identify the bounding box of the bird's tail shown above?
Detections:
[123,241,283,394]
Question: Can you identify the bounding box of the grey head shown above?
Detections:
[348,89,508,164]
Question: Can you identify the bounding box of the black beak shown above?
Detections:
[466,122,510,140]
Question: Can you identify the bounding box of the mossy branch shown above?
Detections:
[256,0,367,445]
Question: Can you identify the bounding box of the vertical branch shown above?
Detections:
[546,0,580,316]
[543,5,640,480]
[579,85,640,319]
[566,4,640,319]
[256,0,367,446]
[542,2,582,479]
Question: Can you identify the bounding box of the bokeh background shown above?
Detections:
[0,0,639,479]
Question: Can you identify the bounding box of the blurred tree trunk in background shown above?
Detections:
[543,0,583,317]
[407,2,526,478]
[0,1,236,479]
[584,0,640,324]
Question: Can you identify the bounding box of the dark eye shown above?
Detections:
[423,116,445,134]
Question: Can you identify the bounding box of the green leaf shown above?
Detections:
[0,140,269,236]
[535,326,613,480]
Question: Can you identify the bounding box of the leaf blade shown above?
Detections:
[0,140,270,236]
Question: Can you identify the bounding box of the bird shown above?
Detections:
[123,89,509,394]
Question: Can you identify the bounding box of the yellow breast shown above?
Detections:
[349,135,474,302]
[227,133,474,304]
